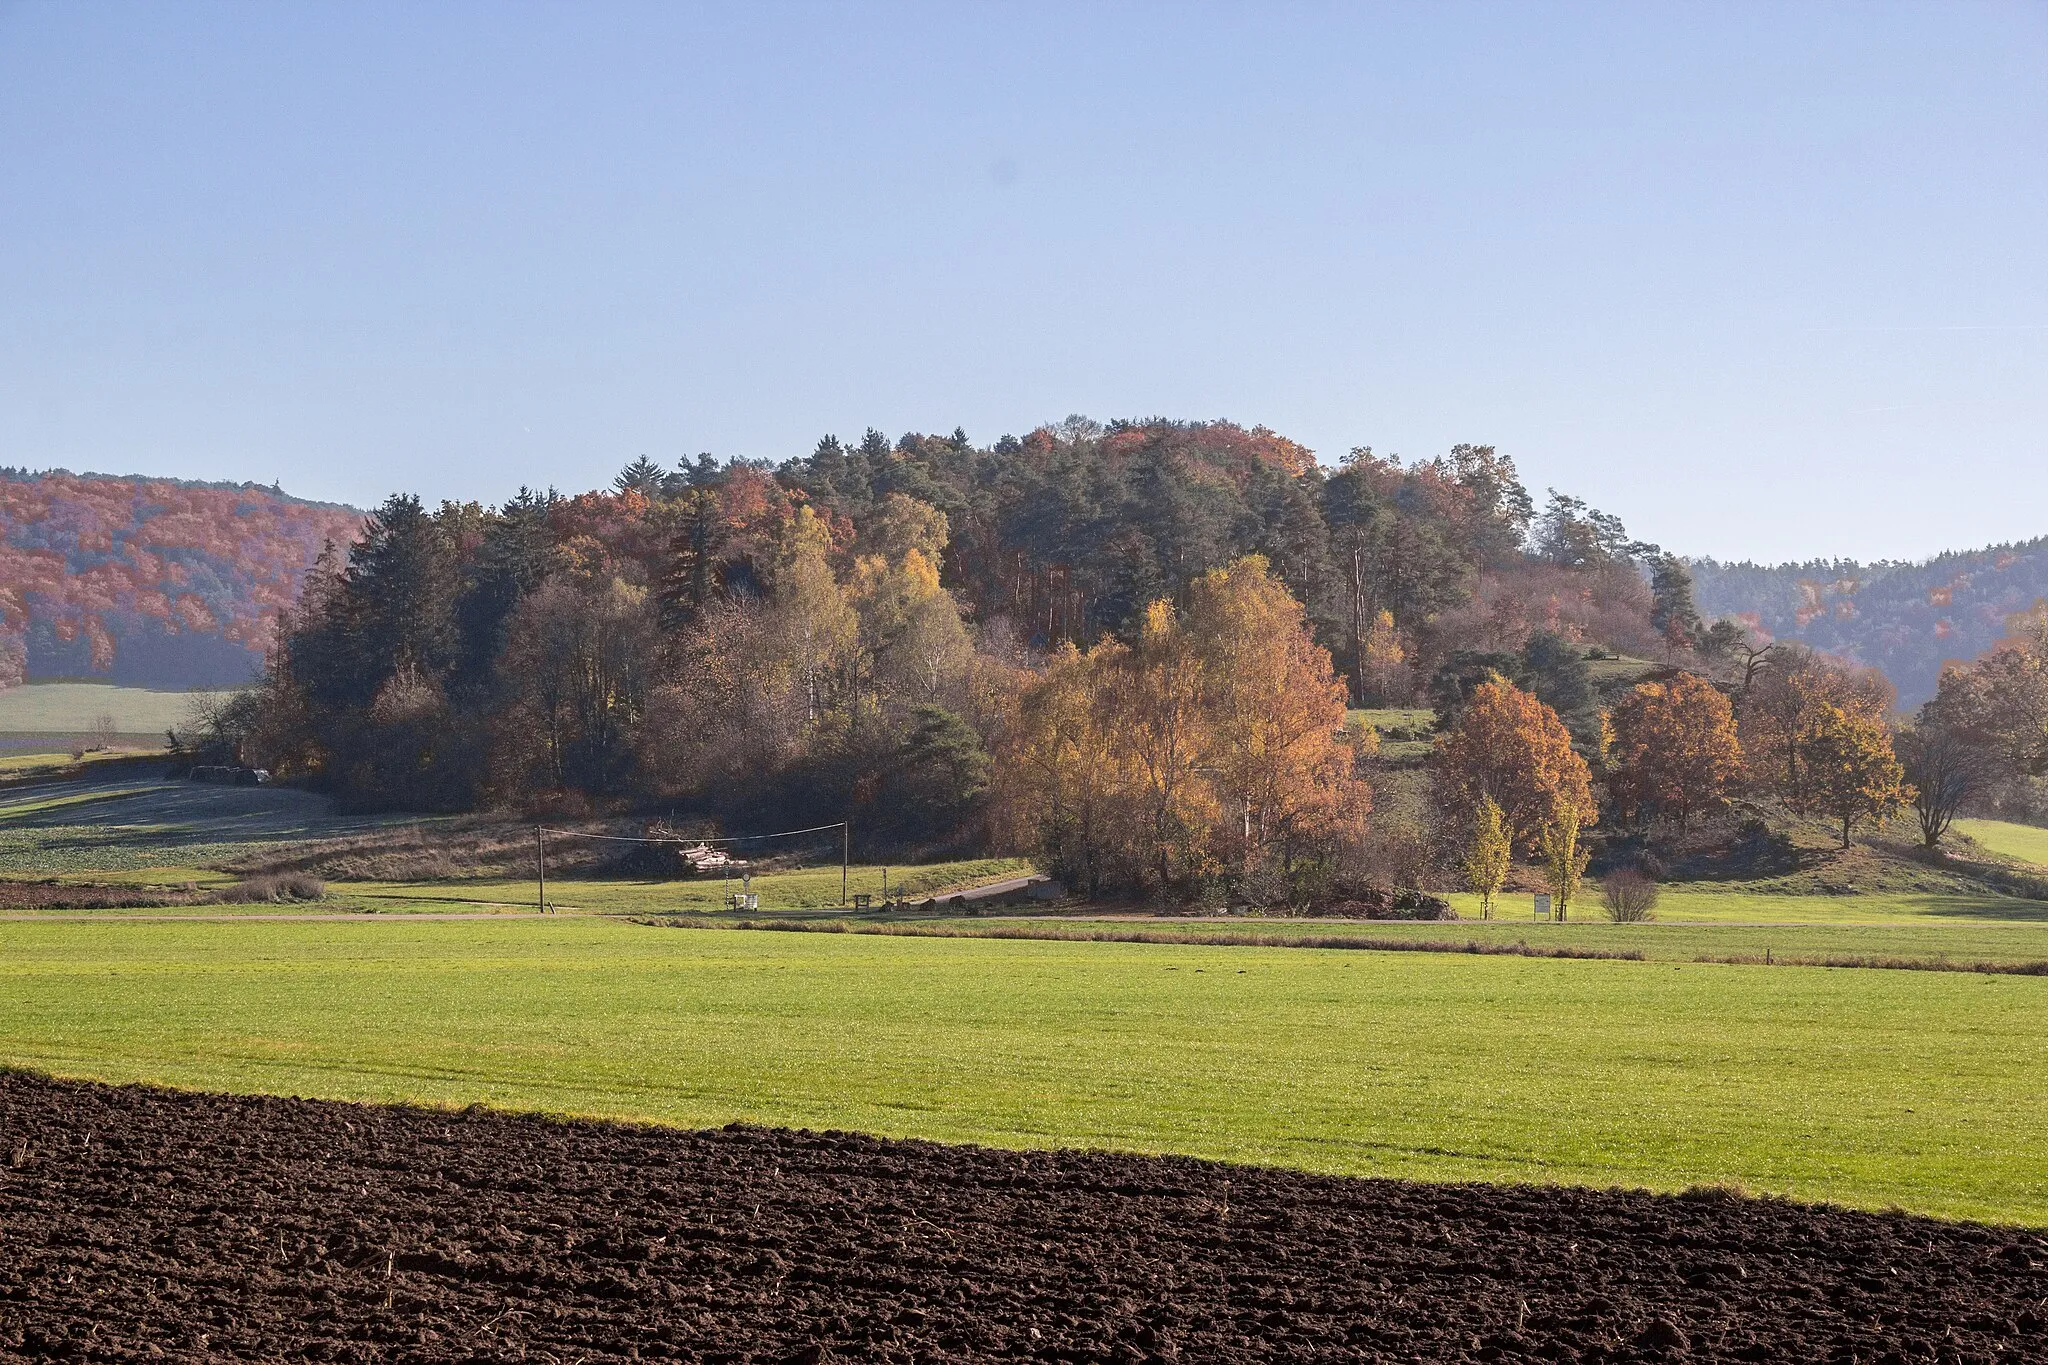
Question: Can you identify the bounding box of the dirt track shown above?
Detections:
[1,1072,2042,1362]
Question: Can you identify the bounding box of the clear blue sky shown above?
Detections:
[2,2,2043,563]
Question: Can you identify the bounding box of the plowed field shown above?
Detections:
[1,1071,2042,1362]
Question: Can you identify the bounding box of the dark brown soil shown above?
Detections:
[0,880,192,910]
[1,1072,2042,1363]
[0,877,324,911]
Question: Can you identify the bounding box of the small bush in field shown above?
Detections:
[213,874,327,905]
[1602,868,1659,922]
[1319,885,1457,921]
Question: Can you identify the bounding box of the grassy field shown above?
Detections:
[0,784,163,821]
[17,888,2048,968]
[0,759,1032,915]
[0,860,1031,916]
[0,766,424,875]
[0,682,239,734]
[921,912,2048,967]
[5,739,2045,1225]
[1584,652,1662,687]
[1347,708,1435,763]
[1347,707,1434,730]
[1956,818,2048,869]
[1447,885,2048,925]
[2,916,2042,1224]
[350,858,1034,914]
[0,748,164,777]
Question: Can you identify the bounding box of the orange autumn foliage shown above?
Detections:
[1606,672,1744,827]
[1736,647,1893,803]
[0,473,364,687]
[1798,703,1911,847]
[996,555,1367,896]
[1185,555,1365,865]
[1434,673,1594,851]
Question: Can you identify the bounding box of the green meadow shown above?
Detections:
[1957,817,2048,869]
[6,762,2046,1226]
[937,911,2048,967]
[0,859,1033,916]
[1445,885,2048,926]
[0,682,236,735]
[2,916,2043,1225]
[424,857,1033,914]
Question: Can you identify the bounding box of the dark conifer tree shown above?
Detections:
[319,494,460,706]
[1650,554,1705,649]
[614,456,669,498]
[451,489,560,700]
[1518,629,1601,748]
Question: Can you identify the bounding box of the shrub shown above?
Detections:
[1390,887,1457,920]
[1234,859,1293,912]
[1355,811,1441,891]
[213,874,327,905]
[1971,864,2048,902]
[1322,886,1457,921]
[1601,868,1658,922]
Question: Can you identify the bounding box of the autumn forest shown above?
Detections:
[112,417,2048,908]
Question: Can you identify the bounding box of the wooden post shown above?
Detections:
[536,827,546,914]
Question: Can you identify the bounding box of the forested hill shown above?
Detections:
[0,470,363,690]
[1689,537,2048,707]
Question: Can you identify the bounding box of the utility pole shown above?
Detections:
[842,821,849,908]
[535,827,546,914]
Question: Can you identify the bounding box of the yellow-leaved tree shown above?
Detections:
[1736,647,1893,804]
[1108,601,1221,889]
[994,640,1130,897]
[1799,703,1912,846]
[1539,804,1591,922]
[1358,608,1409,704]
[1463,794,1512,919]
[1186,555,1368,872]
[767,505,856,725]
[850,547,972,711]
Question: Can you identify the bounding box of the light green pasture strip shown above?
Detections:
[943,914,2048,967]
[0,859,1031,918]
[0,786,159,820]
[34,866,238,887]
[0,749,157,775]
[0,918,2042,1225]
[1347,708,1434,730]
[341,858,1034,914]
[0,834,274,877]
[0,752,77,772]
[1955,819,2048,869]
[0,683,236,733]
[1443,888,2048,926]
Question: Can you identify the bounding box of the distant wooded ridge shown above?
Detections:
[1690,539,2048,707]
[0,469,364,690]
